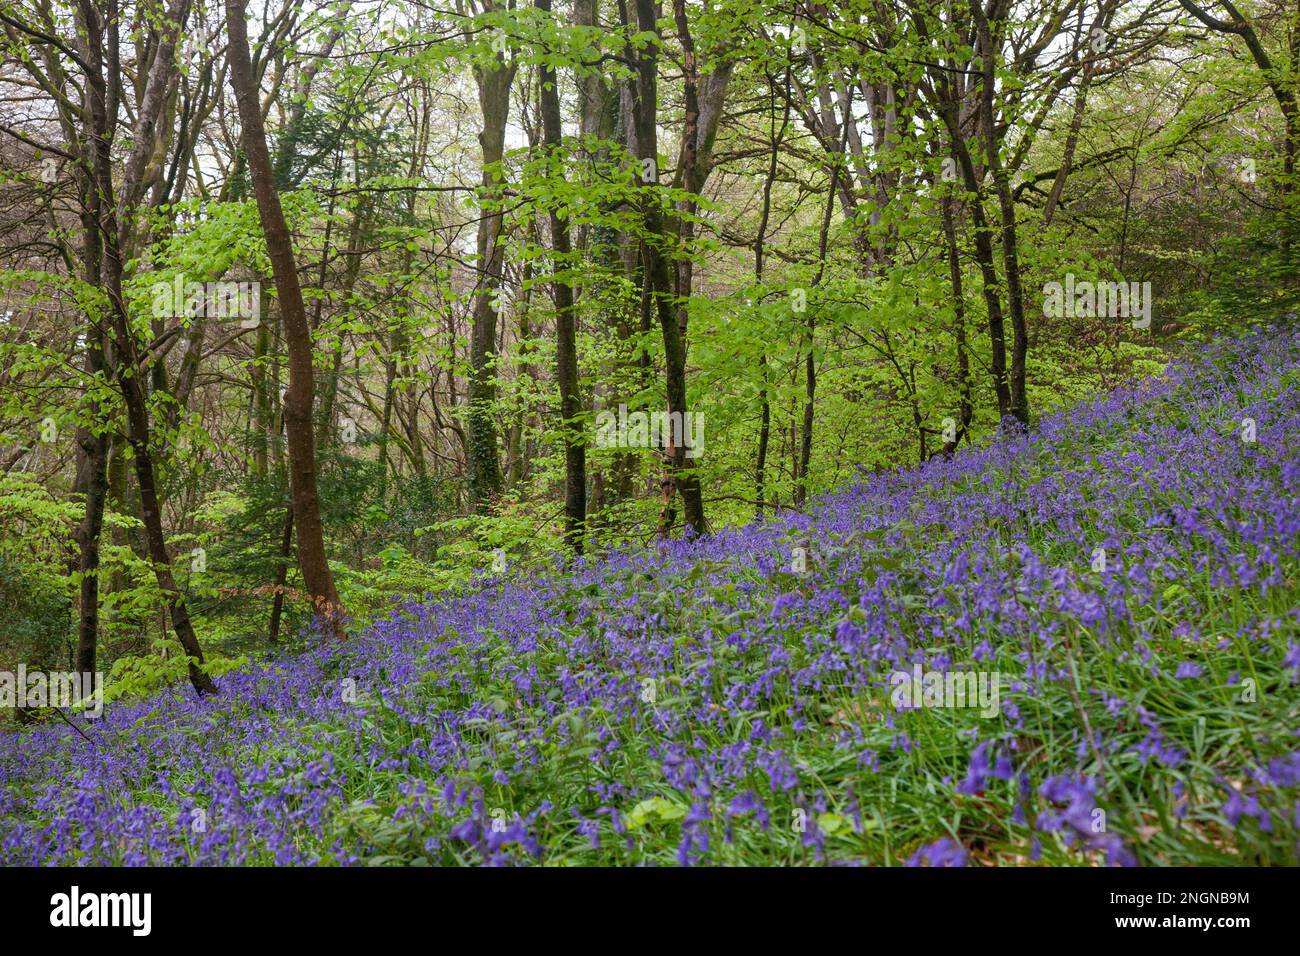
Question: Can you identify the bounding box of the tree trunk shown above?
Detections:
[268,507,293,644]
[625,0,706,536]
[467,28,516,512]
[794,164,837,506]
[940,194,973,458]
[72,203,107,676]
[78,0,216,695]
[537,0,586,552]
[972,1,1030,425]
[227,0,343,634]
[753,69,789,519]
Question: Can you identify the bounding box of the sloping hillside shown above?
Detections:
[4,330,1299,866]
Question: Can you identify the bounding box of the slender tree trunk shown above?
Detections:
[268,507,293,644]
[940,195,973,458]
[537,0,586,551]
[971,4,1029,425]
[251,318,271,475]
[918,8,1014,426]
[1043,34,1095,226]
[379,345,398,491]
[753,69,789,519]
[73,363,109,675]
[73,200,107,676]
[794,164,837,506]
[944,120,1013,423]
[505,252,533,489]
[755,358,771,515]
[227,0,343,634]
[467,30,516,512]
[316,166,368,447]
[80,0,215,695]
[625,0,706,536]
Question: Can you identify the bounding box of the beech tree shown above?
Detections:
[226,0,342,633]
